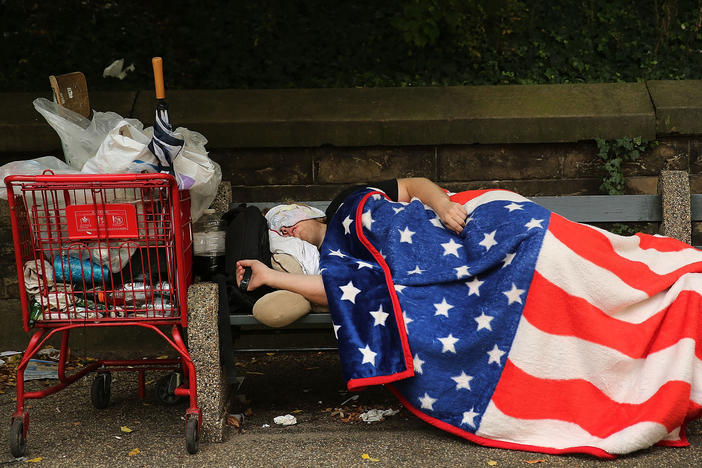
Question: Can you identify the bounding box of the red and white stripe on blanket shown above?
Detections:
[321,188,702,457]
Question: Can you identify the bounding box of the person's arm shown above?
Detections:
[236,259,328,306]
[397,177,467,234]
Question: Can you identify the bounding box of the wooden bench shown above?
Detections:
[227,170,696,336]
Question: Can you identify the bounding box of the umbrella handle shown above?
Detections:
[152,57,166,100]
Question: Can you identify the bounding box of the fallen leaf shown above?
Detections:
[525,460,546,464]
[488,461,498,466]
[156,355,169,360]
[361,453,380,462]
[226,414,241,428]
[292,409,303,414]
[26,457,42,463]
[73,422,81,426]
[265,352,275,356]
[128,448,140,456]
[120,426,133,433]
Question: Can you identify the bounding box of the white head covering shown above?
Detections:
[265,204,326,233]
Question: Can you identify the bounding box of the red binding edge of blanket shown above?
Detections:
[346,191,415,391]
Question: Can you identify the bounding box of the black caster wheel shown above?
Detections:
[185,415,199,454]
[9,418,26,458]
[156,372,183,405]
[91,373,111,409]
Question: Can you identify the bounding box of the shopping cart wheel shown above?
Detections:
[185,415,199,454]
[156,372,183,405]
[91,373,112,409]
[9,418,27,458]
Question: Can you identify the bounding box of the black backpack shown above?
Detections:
[221,204,274,313]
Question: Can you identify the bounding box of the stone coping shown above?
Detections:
[1,81,701,152]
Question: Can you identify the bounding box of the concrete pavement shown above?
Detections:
[2,351,702,467]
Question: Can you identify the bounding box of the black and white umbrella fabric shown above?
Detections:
[148,57,183,178]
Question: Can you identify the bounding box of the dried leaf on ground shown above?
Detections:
[525,460,546,464]
[128,448,140,456]
[226,414,242,428]
[26,457,43,463]
[488,461,498,466]
[361,453,380,462]
[120,426,133,433]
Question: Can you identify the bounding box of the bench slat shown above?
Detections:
[690,194,702,220]
[231,313,332,326]
[532,195,661,222]
[243,195,663,223]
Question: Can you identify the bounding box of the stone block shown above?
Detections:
[438,144,563,181]
[231,184,340,204]
[626,176,659,195]
[658,170,691,243]
[210,149,314,186]
[648,80,702,135]
[131,84,654,148]
[0,91,137,153]
[316,147,434,184]
[209,181,232,213]
[187,282,228,443]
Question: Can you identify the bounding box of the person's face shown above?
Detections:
[280,219,325,248]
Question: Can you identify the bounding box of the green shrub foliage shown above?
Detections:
[3,0,702,91]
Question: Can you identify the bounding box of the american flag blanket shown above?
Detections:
[319,188,702,458]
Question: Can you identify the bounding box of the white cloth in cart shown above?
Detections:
[23,259,54,295]
[36,285,75,314]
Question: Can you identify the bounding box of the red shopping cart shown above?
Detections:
[5,172,201,456]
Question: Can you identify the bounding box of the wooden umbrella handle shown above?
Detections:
[152,57,166,99]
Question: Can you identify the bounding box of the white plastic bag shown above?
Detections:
[176,128,222,222]
[81,120,158,175]
[0,156,79,199]
[33,98,142,170]
[142,126,222,222]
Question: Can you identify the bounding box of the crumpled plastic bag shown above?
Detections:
[273,414,297,426]
[25,98,221,222]
[33,98,142,170]
[0,156,79,199]
[81,120,158,175]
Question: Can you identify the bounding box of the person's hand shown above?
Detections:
[236,259,271,291]
[435,199,468,234]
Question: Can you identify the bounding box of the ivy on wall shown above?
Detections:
[595,137,657,195]
[595,136,658,235]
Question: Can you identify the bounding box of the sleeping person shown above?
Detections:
[237,177,466,306]
[236,177,702,458]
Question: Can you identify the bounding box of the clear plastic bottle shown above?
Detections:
[192,209,226,281]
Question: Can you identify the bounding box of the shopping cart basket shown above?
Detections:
[5,172,201,456]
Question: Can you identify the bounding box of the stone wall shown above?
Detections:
[2,81,702,351]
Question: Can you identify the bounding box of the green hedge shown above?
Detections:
[3,0,702,92]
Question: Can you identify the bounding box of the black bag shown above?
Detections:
[222,204,274,313]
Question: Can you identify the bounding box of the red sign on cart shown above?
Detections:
[66,204,139,239]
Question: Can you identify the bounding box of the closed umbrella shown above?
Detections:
[148,57,183,178]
